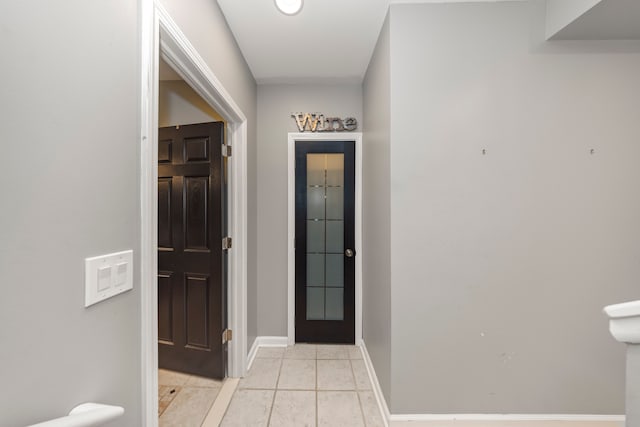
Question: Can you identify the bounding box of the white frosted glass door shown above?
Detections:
[305,154,344,321]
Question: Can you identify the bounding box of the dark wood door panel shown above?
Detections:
[185,274,211,350]
[184,176,209,251]
[159,138,173,163]
[158,272,173,344]
[158,163,210,177]
[158,178,173,249]
[158,122,226,379]
[184,137,210,162]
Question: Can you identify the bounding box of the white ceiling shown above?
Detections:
[217,0,389,84]
[216,0,639,84]
[217,0,528,84]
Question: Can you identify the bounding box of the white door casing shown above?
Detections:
[140,2,248,425]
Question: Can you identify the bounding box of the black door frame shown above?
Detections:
[295,140,355,343]
[287,133,363,346]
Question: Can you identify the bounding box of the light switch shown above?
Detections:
[97,266,112,292]
[85,250,134,307]
[115,262,127,287]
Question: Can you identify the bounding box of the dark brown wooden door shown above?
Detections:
[295,141,356,343]
[157,122,226,379]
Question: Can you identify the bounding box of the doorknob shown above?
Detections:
[345,248,355,258]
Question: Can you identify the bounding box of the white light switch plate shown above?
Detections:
[85,250,134,307]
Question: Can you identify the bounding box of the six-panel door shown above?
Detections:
[157,122,227,379]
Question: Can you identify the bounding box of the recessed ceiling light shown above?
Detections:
[275,0,303,16]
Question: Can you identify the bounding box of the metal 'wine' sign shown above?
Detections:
[292,113,358,132]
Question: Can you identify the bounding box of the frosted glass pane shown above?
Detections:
[307,287,325,320]
[325,288,343,320]
[307,220,324,253]
[307,187,325,220]
[326,221,343,253]
[307,154,325,186]
[325,254,343,287]
[326,154,344,187]
[307,254,324,286]
[326,187,343,220]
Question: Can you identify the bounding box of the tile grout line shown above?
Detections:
[351,357,368,426]
[315,349,319,427]
[352,357,369,426]
[217,345,367,426]
[348,355,357,389]
[356,391,368,427]
[265,354,284,426]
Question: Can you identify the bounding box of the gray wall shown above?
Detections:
[256,84,363,337]
[362,13,392,407]
[386,0,640,414]
[629,345,640,427]
[159,80,224,127]
[0,1,256,425]
[159,0,259,349]
[0,1,140,425]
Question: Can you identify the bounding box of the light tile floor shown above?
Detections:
[158,369,225,427]
[220,344,385,427]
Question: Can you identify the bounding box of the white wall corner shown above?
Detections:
[247,336,259,371]
[545,0,601,40]
[246,336,288,371]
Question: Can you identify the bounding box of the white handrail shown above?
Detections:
[27,403,124,427]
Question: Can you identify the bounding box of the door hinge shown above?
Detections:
[222,144,232,157]
[222,329,233,344]
[222,236,232,250]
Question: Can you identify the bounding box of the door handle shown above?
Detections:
[345,248,355,258]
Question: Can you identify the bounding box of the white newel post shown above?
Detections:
[604,300,640,427]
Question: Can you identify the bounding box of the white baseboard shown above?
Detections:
[391,414,625,422]
[390,414,625,427]
[359,340,624,427]
[246,336,288,370]
[360,340,391,427]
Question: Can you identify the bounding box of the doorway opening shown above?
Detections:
[141,4,248,426]
[158,59,229,381]
[156,59,231,424]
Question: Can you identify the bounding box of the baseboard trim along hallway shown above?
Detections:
[359,340,391,426]
[358,340,625,427]
[388,416,625,426]
[245,338,625,426]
